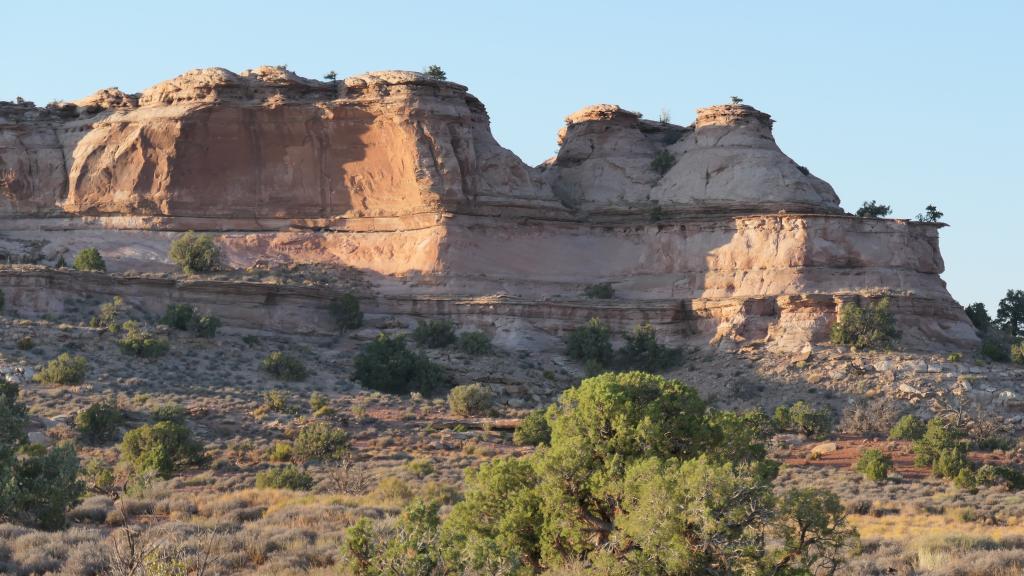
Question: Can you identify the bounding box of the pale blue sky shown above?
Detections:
[4,0,1020,311]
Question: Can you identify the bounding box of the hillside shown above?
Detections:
[0,67,1020,576]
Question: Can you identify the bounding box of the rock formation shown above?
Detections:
[0,66,978,351]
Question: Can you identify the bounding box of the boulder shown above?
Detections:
[810,442,838,457]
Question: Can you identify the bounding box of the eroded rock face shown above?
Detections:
[544,104,688,212]
[0,67,977,351]
[0,102,67,216]
[0,67,556,222]
[652,105,840,214]
[545,103,841,216]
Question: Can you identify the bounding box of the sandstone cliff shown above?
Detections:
[1,67,560,223]
[544,103,840,216]
[0,66,977,351]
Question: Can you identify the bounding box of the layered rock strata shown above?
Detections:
[0,66,977,351]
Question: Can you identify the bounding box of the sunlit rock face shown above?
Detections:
[0,67,976,351]
[544,103,840,217]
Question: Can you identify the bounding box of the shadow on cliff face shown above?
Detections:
[0,109,71,216]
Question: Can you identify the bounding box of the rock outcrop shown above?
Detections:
[544,103,839,217]
[0,66,978,351]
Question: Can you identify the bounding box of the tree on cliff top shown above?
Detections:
[855,200,891,218]
[915,204,944,223]
[424,65,447,81]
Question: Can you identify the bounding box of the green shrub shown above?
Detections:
[373,477,414,503]
[33,352,87,385]
[981,336,1011,362]
[618,323,682,371]
[916,204,944,223]
[72,247,106,272]
[81,458,115,494]
[773,401,833,438]
[1011,342,1024,365]
[292,421,349,463]
[152,403,187,424]
[975,464,1024,490]
[1,380,83,530]
[160,303,195,330]
[513,408,551,447]
[255,464,313,490]
[309,391,328,414]
[261,351,308,381]
[447,383,495,417]
[707,409,774,464]
[160,304,220,337]
[584,282,615,299]
[89,296,124,332]
[913,418,966,469]
[118,321,170,357]
[855,200,891,218]
[329,293,363,331]
[854,448,892,482]
[566,317,613,367]
[407,458,434,479]
[353,334,449,395]
[16,336,33,350]
[191,314,221,338]
[947,352,962,362]
[456,331,492,355]
[119,421,204,478]
[651,149,676,175]
[953,467,977,490]
[75,401,123,444]
[971,434,1014,452]
[413,319,457,348]
[262,389,293,413]
[424,65,447,80]
[830,297,901,350]
[933,445,972,480]
[169,231,220,274]
[889,414,927,441]
[344,518,377,575]
[431,371,856,574]
[7,442,84,530]
[268,441,293,462]
[0,378,28,447]
[345,500,441,575]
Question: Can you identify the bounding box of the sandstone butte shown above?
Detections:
[0,66,978,352]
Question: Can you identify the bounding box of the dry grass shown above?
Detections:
[4,313,1024,575]
[852,512,1024,542]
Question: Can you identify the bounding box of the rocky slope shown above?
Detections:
[0,66,977,351]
